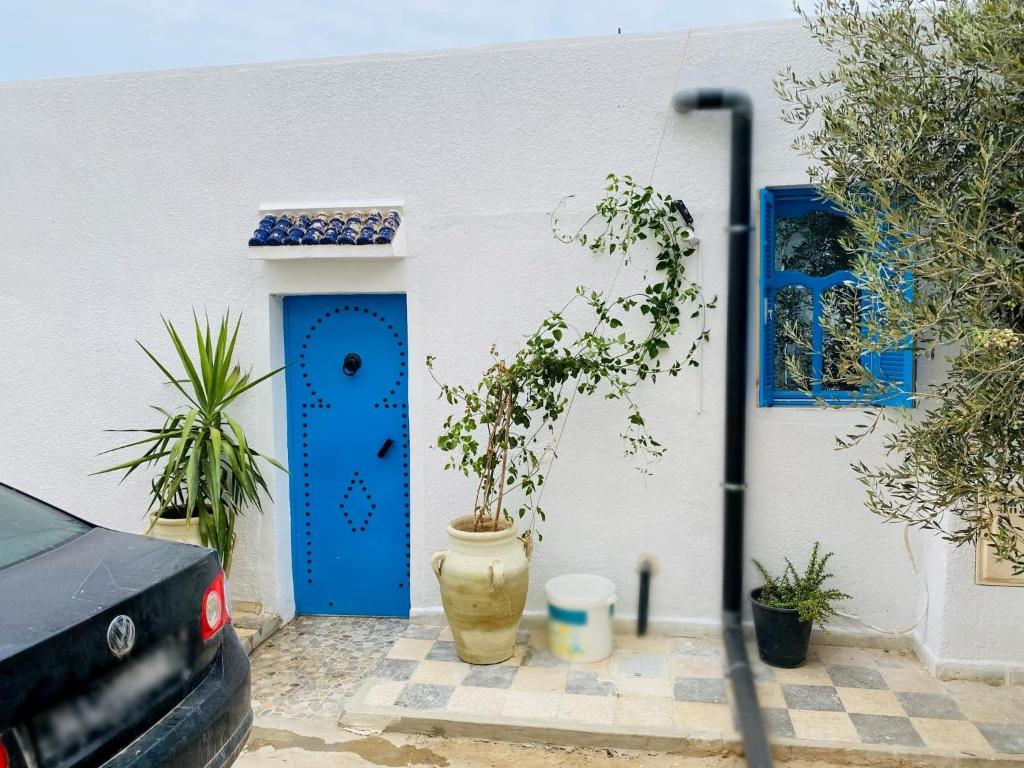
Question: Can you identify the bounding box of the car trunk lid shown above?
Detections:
[0,527,224,766]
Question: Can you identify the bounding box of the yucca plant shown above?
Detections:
[97,312,285,573]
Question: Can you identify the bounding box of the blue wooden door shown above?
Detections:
[284,294,410,616]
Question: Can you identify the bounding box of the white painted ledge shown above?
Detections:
[247,241,405,261]
[258,199,403,215]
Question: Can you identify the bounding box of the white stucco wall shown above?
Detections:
[0,19,1019,677]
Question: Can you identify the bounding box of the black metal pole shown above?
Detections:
[672,88,773,768]
[637,559,652,636]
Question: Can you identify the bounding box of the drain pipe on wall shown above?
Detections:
[672,89,773,768]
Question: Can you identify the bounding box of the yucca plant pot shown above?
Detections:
[146,509,237,577]
[431,515,530,664]
[751,587,813,668]
[146,510,203,548]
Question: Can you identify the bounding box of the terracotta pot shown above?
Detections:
[146,512,203,548]
[431,515,530,664]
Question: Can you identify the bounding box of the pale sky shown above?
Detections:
[0,1,797,81]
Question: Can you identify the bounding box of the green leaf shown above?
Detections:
[163,317,207,410]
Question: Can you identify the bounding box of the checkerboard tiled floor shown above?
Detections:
[347,625,1024,759]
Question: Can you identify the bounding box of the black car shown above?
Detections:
[0,482,251,768]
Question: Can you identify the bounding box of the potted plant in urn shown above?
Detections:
[98,312,285,575]
[751,542,850,668]
[427,175,715,663]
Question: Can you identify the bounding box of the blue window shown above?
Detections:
[758,186,913,407]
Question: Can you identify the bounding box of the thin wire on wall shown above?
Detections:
[531,30,694,528]
[650,30,703,414]
[836,526,928,636]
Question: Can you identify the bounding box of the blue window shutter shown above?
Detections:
[759,188,776,407]
[876,349,913,405]
[872,275,914,407]
[862,225,915,408]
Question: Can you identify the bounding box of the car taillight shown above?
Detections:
[0,732,25,768]
[200,571,231,641]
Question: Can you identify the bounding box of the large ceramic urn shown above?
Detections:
[431,515,530,664]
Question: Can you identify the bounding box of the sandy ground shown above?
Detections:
[235,716,850,768]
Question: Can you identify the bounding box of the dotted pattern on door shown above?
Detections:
[284,294,410,616]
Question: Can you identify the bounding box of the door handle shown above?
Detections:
[377,438,394,458]
[342,352,362,376]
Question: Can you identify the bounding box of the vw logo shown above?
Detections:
[107,614,136,658]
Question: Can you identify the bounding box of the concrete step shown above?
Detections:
[232,611,281,655]
[231,600,263,616]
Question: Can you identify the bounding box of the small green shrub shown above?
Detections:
[753,543,850,628]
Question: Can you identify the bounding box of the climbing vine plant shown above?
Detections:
[427,174,715,546]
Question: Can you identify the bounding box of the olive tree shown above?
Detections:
[777,0,1024,571]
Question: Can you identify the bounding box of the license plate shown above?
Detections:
[31,643,186,766]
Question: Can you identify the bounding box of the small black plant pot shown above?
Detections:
[750,587,813,668]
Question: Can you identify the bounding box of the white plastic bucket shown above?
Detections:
[545,573,616,663]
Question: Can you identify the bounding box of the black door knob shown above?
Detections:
[342,353,362,376]
[377,438,394,458]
